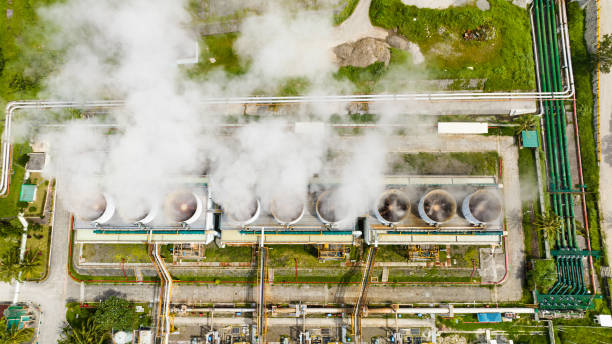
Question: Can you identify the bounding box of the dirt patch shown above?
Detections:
[334,37,391,67]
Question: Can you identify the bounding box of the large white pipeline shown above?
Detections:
[177,306,535,315]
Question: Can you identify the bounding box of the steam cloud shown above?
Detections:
[29,0,393,223]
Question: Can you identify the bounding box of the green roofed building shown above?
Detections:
[19,184,37,202]
[520,130,539,148]
[3,305,34,330]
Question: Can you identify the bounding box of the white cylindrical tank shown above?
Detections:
[226,199,261,226]
[165,191,203,224]
[120,202,158,225]
[76,193,115,224]
[462,189,502,225]
[374,189,411,225]
[270,198,305,225]
[418,189,456,225]
[315,189,350,225]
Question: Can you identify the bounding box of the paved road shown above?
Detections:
[599,0,612,272]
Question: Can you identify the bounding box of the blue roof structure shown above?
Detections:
[19,184,36,202]
[477,313,502,323]
[521,130,539,148]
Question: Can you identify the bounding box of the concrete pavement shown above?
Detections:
[599,0,612,271]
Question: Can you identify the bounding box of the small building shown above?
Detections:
[3,305,35,330]
[438,122,488,134]
[595,314,612,327]
[25,152,46,172]
[19,184,37,203]
[477,313,502,323]
[520,130,539,148]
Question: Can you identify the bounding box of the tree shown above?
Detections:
[18,249,41,281]
[0,247,21,283]
[595,34,612,73]
[0,317,34,344]
[58,319,107,344]
[94,296,139,331]
[534,212,564,241]
[527,259,557,293]
[0,221,23,240]
[513,114,538,134]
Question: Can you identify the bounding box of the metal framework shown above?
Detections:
[352,246,377,343]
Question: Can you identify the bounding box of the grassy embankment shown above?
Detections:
[334,0,360,25]
[566,2,602,255]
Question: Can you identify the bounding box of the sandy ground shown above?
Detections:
[333,0,388,45]
[598,0,612,270]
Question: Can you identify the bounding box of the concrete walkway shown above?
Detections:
[599,0,612,268]
[599,0,612,271]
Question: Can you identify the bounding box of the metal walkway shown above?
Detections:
[532,0,594,310]
[256,234,268,343]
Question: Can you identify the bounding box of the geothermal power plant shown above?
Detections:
[71,179,504,247]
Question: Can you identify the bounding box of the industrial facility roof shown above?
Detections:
[521,130,539,148]
[19,184,37,202]
[477,313,502,323]
[25,152,46,171]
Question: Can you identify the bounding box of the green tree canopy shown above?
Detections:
[0,220,23,239]
[527,259,557,293]
[534,212,564,242]
[19,249,41,281]
[595,34,612,73]
[0,247,21,283]
[0,317,34,344]
[94,296,139,331]
[58,318,107,344]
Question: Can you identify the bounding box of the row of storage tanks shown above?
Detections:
[77,188,502,227]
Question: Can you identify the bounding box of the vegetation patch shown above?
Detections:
[267,245,346,268]
[81,244,152,263]
[566,3,602,257]
[370,0,535,90]
[390,152,499,176]
[334,0,360,25]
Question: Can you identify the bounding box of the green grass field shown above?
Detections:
[24,224,50,280]
[370,0,535,91]
[82,244,152,263]
[390,152,499,176]
[267,245,345,268]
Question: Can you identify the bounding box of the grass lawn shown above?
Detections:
[555,326,612,344]
[186,33,247,78]
[23,173,49,217]
[0,143,31,218]
[82,244,151,263]
[376,245,409,262]
[566,3,602,258]
[370,0,535,91]
[24,224,50,280]
[390,152,499,176]
[0,0,60,105]
[518,147,544,258]
[273,269,362,283]
[267,245,344,268]
[201,244,252,262]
